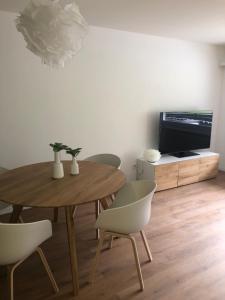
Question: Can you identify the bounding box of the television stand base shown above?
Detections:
[169,151,200,158]
[136,150,219,192]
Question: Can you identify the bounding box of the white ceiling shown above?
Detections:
[1,0,225,44]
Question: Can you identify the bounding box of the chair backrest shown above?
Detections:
[96,180,156,234]
[0,220,52,265]
[85,153,121,169]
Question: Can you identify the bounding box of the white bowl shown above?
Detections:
[144,149,161,162]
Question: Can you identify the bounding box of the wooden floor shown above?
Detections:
[1,172,225,300]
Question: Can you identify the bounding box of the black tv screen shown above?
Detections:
[159,111,213,156]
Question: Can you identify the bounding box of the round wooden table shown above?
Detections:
[0,160,126,296]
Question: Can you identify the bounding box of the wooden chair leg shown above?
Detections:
[130,236,144,291]
[90,230,105,284]
[140,230,152,262]
[10,205,23,223]
[36,247,59,293]
[108,235,114,249]
[95,201,100,240]
[100,196,112,210]
[5,249,58,300]
[53,208,59,223]
[110,194,115,203]
[72,206,77,219]
[100,198,108,210]
[7,260,23,300]
[7,266,14,300]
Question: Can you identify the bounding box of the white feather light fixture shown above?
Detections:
[16,0,89,67]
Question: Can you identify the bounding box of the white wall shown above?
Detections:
[216,48,225,170]
[0,10,223,179]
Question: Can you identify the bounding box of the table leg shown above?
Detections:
[10,205,23,223]
[53,208,59,223]
[65,206,79,296]
[95,200,100,240]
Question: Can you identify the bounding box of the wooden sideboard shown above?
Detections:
[136,150,219,192]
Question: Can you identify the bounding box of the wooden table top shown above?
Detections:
[0,161,126,208]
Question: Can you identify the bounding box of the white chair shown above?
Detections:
[90,180,156,291]
[85,153,121,239]
[53,153,121,225]
[85,154,121,169]
[0,220,59,300]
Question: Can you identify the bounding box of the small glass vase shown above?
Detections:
[53,152,64,179]
[71,157,79,175]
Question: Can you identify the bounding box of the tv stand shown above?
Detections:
[137,150,219,192]
[170,151,200,158]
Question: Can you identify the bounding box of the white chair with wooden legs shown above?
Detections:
[85,153,121,239]
[53,153,121,226]
[0,220,59,300]
[90,180,156,291]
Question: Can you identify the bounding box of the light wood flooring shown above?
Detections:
[1,172,225,300]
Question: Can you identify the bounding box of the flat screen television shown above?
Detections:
[159,111,213,158]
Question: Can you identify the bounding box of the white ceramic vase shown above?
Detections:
[71,157,79,175]
[53,152,64,179]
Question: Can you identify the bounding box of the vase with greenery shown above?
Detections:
[50,142,68,179]
[66,147,82,175]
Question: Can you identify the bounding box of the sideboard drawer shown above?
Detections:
[199,155,219,181]
[178,159,199,186]
[155,163,178,191]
